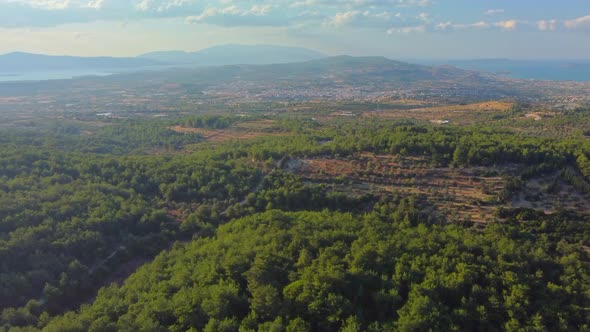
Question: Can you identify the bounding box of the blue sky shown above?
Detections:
[0,0,589,59]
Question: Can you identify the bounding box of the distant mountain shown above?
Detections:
[139,44,326,66]
[162,55,491,85]
[0,52,163,73]
[0,55,537,101]
[110,55,519,101]
[418,59,590,82]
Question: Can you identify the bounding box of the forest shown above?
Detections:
[1,110,589,331]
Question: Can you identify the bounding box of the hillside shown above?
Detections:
[44,209,590,331]
[226,55,484,81]
[420,59,590,82]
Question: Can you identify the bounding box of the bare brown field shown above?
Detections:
[292,153,514,223]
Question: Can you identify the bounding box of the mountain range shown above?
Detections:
[418,59,590,82]
[0,54,535,103]
[0,45,326,74]
[1,45,588,83]
[139,44,325,66]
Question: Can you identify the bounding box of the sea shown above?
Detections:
[0,65,185,83]
[0,69,115,82]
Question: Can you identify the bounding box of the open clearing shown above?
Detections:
[512,172,590,214]
[290,152,590,223]
[169,120,288,143]
[290,153,514,223]
[234,119,277,130]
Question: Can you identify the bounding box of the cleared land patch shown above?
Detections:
[512,172,590,214]
[169,121,288,143]
[290,153,514,223]
[234,119,277,130]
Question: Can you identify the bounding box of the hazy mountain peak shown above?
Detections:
[140,44,326,66]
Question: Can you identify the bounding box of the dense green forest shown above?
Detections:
[1,110,590,331]
[42,209,590,331]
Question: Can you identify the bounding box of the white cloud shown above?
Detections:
[135,0,151,11]
[84,0,103,9]
[485,9,504,16]
[249,4,272,16]
[417,12,430,22]
[436,21,490,31]
[564,15,590,29]
[6,0,104,10]
[186,4,276,25]
[537,19,557,31]
[135,0,192,12]
[326,10,395,27]
[330,11,360,26]
[494,19,519,31]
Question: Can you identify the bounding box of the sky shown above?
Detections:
[0,0,590,59]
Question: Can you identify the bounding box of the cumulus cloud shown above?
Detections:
[537,19,557,31]
[329,11,360,26]
[3,0,108,10]
[0,0,579,37]
[85,0,103,9]
[494,19,519,31]
[435,20,490,31]
[326,10,395,27]
[564,15,590,29]
[186,4,282,26]
[135,0,192,12]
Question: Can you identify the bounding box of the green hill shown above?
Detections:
[44,209,590,331]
